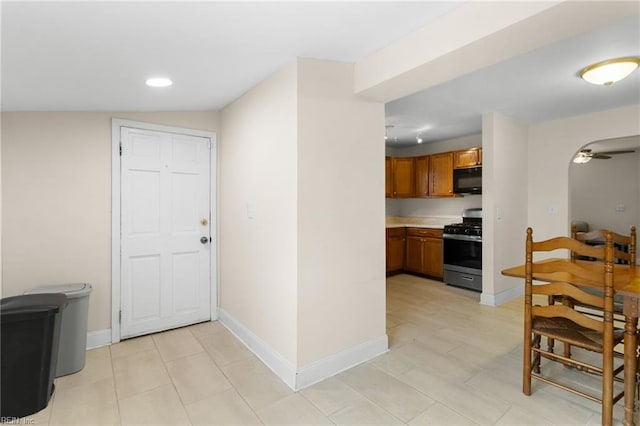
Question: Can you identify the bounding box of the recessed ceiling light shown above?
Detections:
[145,77,173,88]
[579,57,640,87]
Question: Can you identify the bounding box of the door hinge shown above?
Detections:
[119,142,123,156]
[119,310,122,324]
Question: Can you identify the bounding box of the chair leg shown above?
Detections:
[532,334,542,374]
[523,332,533,395]
[563,342,572,359]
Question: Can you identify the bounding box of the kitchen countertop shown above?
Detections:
[386,215,460,229]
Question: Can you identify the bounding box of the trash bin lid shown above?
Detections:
[25,283,92,299]
[1,294,67,323]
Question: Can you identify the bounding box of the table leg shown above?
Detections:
[623,314,638,426]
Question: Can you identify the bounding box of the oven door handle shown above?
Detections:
[442,234,482,242]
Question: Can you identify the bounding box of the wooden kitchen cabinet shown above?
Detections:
[403,227,443,278]
[454,147,482,169]
[414,155,430,197]
[429,152,454,197]
[385,157,392,198]
[390,157,415,198]
[386,227,405,274]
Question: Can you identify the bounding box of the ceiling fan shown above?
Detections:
[573,148,636,163]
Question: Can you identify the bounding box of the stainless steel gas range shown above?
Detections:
[442,208,482,292]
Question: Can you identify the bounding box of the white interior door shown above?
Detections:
[120,127,211,338]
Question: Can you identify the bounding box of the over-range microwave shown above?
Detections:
[453,166,482,195]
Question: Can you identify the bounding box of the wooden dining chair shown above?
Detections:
[547,225,636,356]
[523,227,625,426]
[571,225,636,268]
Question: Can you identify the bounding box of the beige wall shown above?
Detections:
[1,111,219,332]
[219,61,299,364]
[527,105,640,242]
[219,58,386,378]
[297,58,386,366]
[570,151,640,235]
[482,112,528,304]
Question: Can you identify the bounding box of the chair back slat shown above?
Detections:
[531,304,604,332]
[531,281,604,309]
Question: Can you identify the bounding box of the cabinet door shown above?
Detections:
[387,235,405,273]
[392,157,415,198]
[453,149,480,169]
[423,237,443,278]
[385,157,392,198]
[429,152,454,196]
[414,156,430,197]
[404,235,424,273]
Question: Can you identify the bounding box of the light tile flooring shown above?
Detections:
[21,274,628,425]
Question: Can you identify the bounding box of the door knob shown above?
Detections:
[200,236,209,244]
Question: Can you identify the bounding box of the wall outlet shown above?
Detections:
[547,205,557,215]
[615,204,626,212]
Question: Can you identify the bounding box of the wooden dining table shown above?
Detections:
[502,259,639,426]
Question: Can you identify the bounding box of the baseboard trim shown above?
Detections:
[480,285,523,307]
[87,329,112,349]
[295,334,389,390]
[218,308,389,391]
[218,308,297,388]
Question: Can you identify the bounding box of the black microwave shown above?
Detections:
[453,166,482,194]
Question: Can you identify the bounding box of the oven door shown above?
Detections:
[443,235,482,271]
[443,235,482,291]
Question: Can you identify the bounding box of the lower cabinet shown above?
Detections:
[386,228,405,274]
[403,228,443,279]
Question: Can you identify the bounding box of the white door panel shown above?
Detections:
[121,127,211,338]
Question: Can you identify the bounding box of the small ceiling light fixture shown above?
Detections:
[384,125,394,141]
[416,134,423,144]
[579,57,640,87]
[146,77,173,88]
[573,151,592,164]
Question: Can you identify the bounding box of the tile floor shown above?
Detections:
[20,274,629,425]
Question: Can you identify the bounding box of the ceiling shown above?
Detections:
[385,12,640,147]
[1,1,463,111]
[2,1,639,148]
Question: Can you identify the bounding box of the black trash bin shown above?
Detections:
[1,293,67,419]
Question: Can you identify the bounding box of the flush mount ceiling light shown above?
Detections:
[579,57,640,87]
[145,77,173,88]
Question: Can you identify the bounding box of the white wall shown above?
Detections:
[1,111,219,333]
[297,58,386,367]
[481,112,528,306]
[527,105,640,242]
[570,151,640,235]
[220,58,386,389]
[219,62,299,366]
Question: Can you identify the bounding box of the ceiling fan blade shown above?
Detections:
[593,149,636,155]
[592,154,612,159]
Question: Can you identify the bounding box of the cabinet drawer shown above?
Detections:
[406,227,443,238]
[386,227,406,238]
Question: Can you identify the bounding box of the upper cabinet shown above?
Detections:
[385,157,392,198]
[390,157,415,198]
[414,156,430,197]
[386,146,480,199]
[429,152,454,197]
[453,148,482,169]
